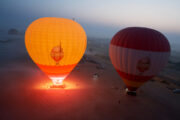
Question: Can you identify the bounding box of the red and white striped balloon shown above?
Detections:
[109,27,170,91]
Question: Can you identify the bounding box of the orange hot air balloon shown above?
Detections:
[25,17,87,87]
[109,27,170,95]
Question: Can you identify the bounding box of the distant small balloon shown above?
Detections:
[25,17,87,86]
[109,27,170,94]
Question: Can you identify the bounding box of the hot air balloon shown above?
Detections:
[109,27,170,95]
[25,17,87,88]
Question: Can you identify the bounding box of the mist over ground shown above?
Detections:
[0,28,180,63]
[0,29,180,83]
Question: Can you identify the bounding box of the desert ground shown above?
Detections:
[0,32,180,120]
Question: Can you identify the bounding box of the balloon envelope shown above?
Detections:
[25,17,87,85]
[109,27,170,91]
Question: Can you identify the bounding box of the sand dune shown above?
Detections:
[0,35,180,120]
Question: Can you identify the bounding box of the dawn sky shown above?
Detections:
[1,0,180,37]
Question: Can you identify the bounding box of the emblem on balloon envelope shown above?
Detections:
[137,56,151,74]
[25,17,87,87]
[50,43,64,65]
[109,27,170,95]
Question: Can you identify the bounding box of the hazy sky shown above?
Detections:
[1,0,180,38]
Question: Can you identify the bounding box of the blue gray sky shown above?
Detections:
[1,0,180,38]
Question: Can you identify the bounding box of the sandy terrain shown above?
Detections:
[0,34,180,120]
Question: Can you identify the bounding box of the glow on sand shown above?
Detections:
[34,77,84,90]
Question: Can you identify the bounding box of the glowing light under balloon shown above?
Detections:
[50,76,65,85]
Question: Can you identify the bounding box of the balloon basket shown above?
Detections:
[125,88,136,96]
[50,84,66,89]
